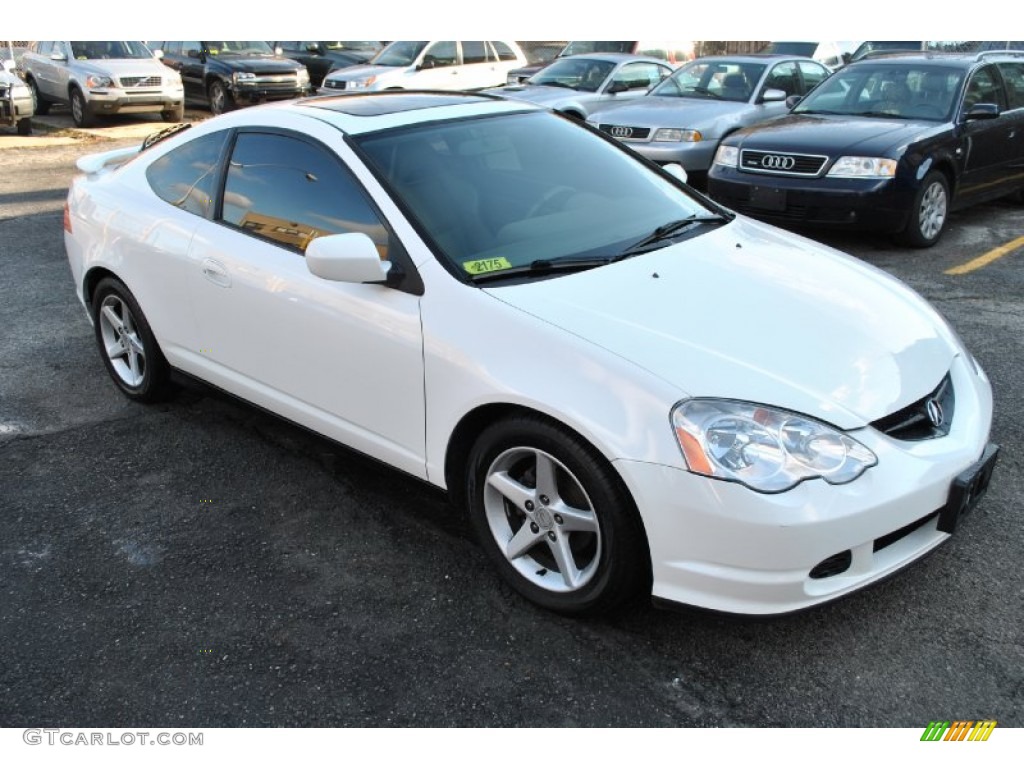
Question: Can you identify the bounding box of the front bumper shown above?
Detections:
[230,82,312,103]
[1,90,33,126]
[621,138,719,173]
[614,352,994,615]
[85,87,184,116]
[707,165,911,233]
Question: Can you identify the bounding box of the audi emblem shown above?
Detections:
[926,398,944,428]
[760,154,796,170]
[609,126,633,139]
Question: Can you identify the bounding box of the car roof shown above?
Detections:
[845,50,1024,67]
[270,91,540,135]
[689,54,813,63]
[555,52,672,65]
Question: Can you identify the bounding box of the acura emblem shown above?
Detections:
[610,126,633,139]
[926,398,944,428]
[761,154,796,170]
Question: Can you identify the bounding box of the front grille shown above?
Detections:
[120,76,161,88]
[740,149,828,177]
[251,73,298,85]
[324,80,346,90]
[872,373,955,441]
[874,512,938,552]
[597,124,651,140]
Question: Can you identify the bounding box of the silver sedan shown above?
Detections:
[484,53,674,120]
[586,54,831,182]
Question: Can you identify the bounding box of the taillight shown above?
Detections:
[63,200,72,233]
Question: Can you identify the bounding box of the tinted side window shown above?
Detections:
[997,62,1024,109]
[491,41,518,61]
[221,132,389,256]
[763,61,799,95]
[146,131,229,218]
[964,65,1006,111]
[462,41,488,64]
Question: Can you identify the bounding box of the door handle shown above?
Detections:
[201,258,231,287]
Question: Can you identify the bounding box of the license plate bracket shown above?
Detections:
[937,443,999,534]
[749,185,787,211]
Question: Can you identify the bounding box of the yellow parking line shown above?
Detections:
[944,235,1024,275]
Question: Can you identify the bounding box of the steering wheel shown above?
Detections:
[526,186,576,218]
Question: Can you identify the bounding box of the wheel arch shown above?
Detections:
[83,265,123,315]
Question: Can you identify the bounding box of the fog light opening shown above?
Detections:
[809,550,852,579]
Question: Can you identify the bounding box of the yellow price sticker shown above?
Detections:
[463,257,512,275]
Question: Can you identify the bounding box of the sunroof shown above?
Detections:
[305,92,495,116]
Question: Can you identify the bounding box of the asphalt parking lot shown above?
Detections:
[1,109,1022,728]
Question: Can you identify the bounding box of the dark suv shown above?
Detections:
[155,41,311,114]
[707,51,1024,247]
[272,42,382,88]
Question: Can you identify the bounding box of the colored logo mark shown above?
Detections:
[921,720,997,741]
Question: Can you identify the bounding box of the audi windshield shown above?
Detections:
[793,62,966,121]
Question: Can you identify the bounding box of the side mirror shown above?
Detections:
[306,233,392,285]
[50,51,68,62]
[761,88,787,103]
[785,94,802,109]
[964,103,1000,121]
[151,49,164,60]
[305,44,319,53]
[606,80,629,94]
[274,46,284,56]
[187,49,203,59]
[663,163,688,184]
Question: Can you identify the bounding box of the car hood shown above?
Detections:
[486,84,583,105]
[210,55,301,73]
[484,217,957,429]
[589,96,749,125]
[729,113,943,154]
[326,64,402,81]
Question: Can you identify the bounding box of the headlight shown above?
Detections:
[712,145,739,168]
[233,72,256,83]
[349,76,375,90]
[827,156,897,178]
[671,400,877,493]
[84,75,113,88]
[12,84,31,97]
[653,128,702,142]
[297,68,310,83]
[167,74,183,87]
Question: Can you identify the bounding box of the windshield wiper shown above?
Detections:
[536,81,576,90]
[617,214,730,257]
[471,256,611,283]
[688,87,721,99]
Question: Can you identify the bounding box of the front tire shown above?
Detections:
[897,170,948,247]
[91,277,171,402]
[208,80,234,115]
[70,87,94,128]
[161,104,185,122]
[466,415,649,615]
[16,117,32,136]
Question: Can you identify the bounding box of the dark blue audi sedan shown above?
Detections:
[707,51,1024,247]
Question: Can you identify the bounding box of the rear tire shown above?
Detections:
[27,77,51,115]
[208,80,234,115]
[91,277,172,402]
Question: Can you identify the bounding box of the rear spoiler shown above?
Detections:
[75,146,140,175]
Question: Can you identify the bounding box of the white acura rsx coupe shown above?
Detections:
[64,91,998,616]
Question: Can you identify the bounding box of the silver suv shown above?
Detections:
[1,56,33,135]
[21,41,184,127]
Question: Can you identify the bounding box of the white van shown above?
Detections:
[320,41,527,93]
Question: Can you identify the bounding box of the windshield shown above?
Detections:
[761,42,817,56]
[529,58,616,92]
[793,62,965,121]
[374,41,428,67]
[323,41,380,52]
[70,41,154,60]
[561,41,633,56]
[207,41,275,56]
[354,111,714,279]
[651,60,765,102]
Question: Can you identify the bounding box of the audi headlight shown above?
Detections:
[84,75,113,88]
[671,400,877,493]
[233,72,256,83]
[827,156,897,178]
[712,145,739,168]
[653,128,702,142]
